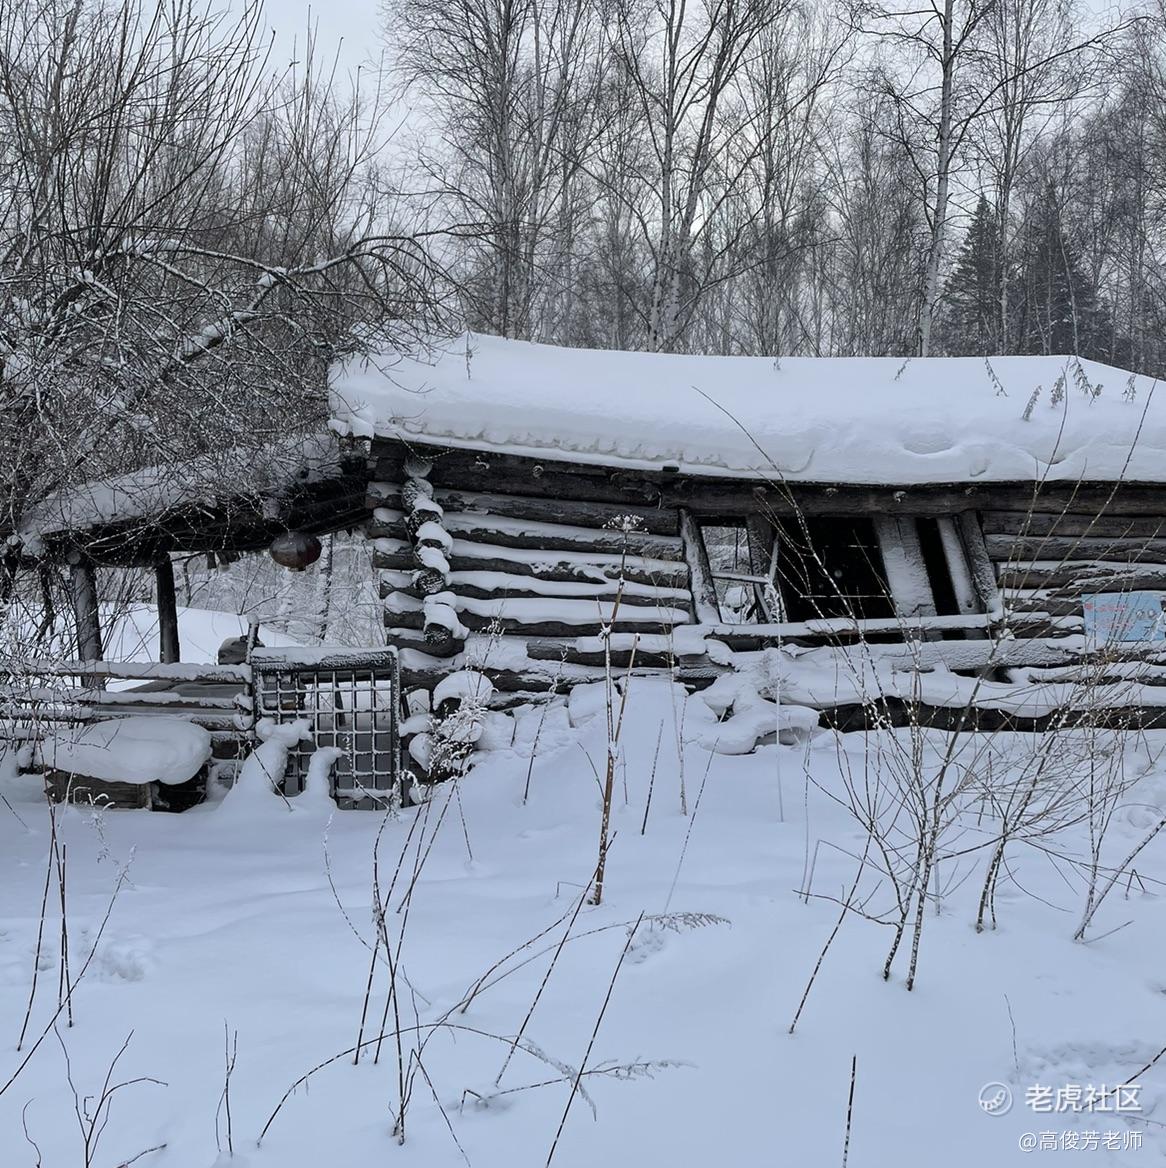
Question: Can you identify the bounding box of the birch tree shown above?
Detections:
[607,0,787,352]
[859,0,1118,354]
[389,0,606,339]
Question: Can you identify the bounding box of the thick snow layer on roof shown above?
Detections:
[17,432,344,543]
[329,333,1166,485]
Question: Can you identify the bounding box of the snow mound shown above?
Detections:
[35,717,211,784]
[220,718,310,811]
[331,333,1165,485]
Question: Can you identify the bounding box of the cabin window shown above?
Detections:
[695,513,982,626]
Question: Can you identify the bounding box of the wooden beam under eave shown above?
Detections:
[154,555,181,664]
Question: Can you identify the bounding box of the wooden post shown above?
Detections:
[936,517,980,615]
[154,556,181,664]
[873,516,937,619]
[67,555,102,664]
[678,509,721,624]
[957,512,1004,621]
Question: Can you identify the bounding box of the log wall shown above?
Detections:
[368,439,1166,710]
[982,508,1166,633]
[370,442,695,680]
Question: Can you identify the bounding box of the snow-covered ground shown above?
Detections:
[100,603,300,667]
[1,678,1163,1166]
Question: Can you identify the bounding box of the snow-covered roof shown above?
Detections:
[329,333,1166,486]
[17,432,347,546]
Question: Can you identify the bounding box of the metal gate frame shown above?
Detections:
[249,647,401,809]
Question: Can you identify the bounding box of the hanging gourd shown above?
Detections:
[269,531,322,571]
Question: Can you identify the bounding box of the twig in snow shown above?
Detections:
[55,838,72,1027]
[663,749,716,913]
[1,868,129,1099]
[496,863,598,1087]
[789,842,871,1035]
[545,912,644,1166]
[842,1056,857,1168]
[16,809,56,1051]
[21,1100,42,1167]
[641,723,664,835]
[1004,994,1020,1079]
[414,1054,471,1166]
[1128,1044,1166,1084]
[215,1022,238,1158]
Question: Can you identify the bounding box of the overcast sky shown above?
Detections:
[253,0,1136,79]
[250,0,382,78]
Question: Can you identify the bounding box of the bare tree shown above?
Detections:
[605,0,787,351]
[857,0,1120,354]
[388,0,606,339]
[0,0,445,660]
[727,1,851,355]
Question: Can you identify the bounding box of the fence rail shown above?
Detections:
[0,657,256,742]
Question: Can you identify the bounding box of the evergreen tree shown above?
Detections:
[937,197,1005,356]
[1012,184,1110,358]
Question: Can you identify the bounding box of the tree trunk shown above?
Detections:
[918,0,957,356]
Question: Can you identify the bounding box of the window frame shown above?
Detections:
[681,506,991,632]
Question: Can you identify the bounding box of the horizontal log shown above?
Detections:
[12,659,251,683]
[368,483,678,535]
[676,610,1003,643]
[524,638,723,674]
[820,701,1166,734]
[440,513,682,558]
[372,538,691,590]
[385,607,687,640]
[374,443,665,504]
[669,483,1166,518]
[0,707,252,731]
[1002,595,1086,618]
[7,722,249,746]
[390,639,722,693]
[368,508,682,558]
[985,534,1166,562]
[996,560,1166,591]
[1004,581,1166,616]
[981,511,1166,539]
[384,627,462,658]
[0,686,243,711]
[376,568,692,610]
[374,441,1166,515]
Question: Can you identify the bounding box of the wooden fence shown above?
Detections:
[0,659,255,747]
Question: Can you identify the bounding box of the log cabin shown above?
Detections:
[12,332,1166,764]
[327,334,1166,733]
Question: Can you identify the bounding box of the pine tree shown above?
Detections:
[1012,184,1110,358]
[937,197,1004,356]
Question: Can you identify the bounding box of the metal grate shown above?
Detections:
[250,649,400,809]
